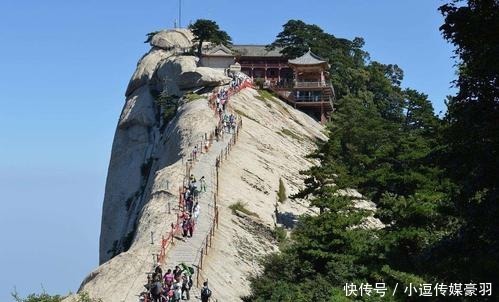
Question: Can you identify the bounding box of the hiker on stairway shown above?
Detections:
[186,196,194,214]
[204,139,209,153]
[200,176,207,192]
[200,281,212,302]
[172,280,182,302]
[143,274,153,292]
[183,186,190,203]
[180,210,190,221]
[187,217,194,237]
[189,181,197,199]
[150,278,164,302]
[189,175,197,197]
[164,269,174,287]
[181,274,191,300]
[173,266,182,279]
[154,264,163,280]
[231,119,236,133]
[193,202,200,223]
[182,219,189,238]
[193,145,198,160]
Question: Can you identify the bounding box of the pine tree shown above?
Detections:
[188,19,232,57]
[428,0,499,284]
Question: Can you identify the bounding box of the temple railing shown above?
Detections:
[294,81,328,88]
[239,63,290,69]
[292,95,331,102]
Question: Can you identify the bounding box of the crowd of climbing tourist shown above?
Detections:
[138,173,212,302]
[191,145,199,161]
[179,174,206,238]
[213,72,249,141]
[137,72,251,302]
[214,72,248,118]
[140,263,196,302]
[223,113,237,134]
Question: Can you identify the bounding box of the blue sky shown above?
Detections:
[0,0,456,300]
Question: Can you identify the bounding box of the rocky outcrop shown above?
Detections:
[119,86,157,128]
[125,29,196,97]
[178,67,231,89]
[198,89,327,300]
[150,29,194,50]
[150,55,198,97]
[125,48,169,97]
[99,29,199,266]
[74,27,381,302]
[75,98,215,302]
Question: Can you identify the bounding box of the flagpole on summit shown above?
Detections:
[179,0,182,28]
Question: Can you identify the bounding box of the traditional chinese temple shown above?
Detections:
[201,45,335,123]
[231,45,293,86]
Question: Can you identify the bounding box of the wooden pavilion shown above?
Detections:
[263,50,335,123]
[232,45,293,86]
[201,45,335,123]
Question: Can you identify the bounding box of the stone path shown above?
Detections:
[164,131,232,295]
[162,81,249,300]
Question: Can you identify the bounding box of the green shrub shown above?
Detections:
[140,157,154,177]
[122,231,135,251]
[185,92,204,102]
[161,106,177,125]
[155,91,179,126]
[144,31,159,44]
[257,89,275,100]
[272,226,287,243]
[278,178,287,203]
[277,128,301,141]
[10,292,102,302]
[229,201,259,217]
[256,89,278,108]
[254,78,264,89]
[12,292,62,302]
[74,292,103,302]
[235,109,259,123]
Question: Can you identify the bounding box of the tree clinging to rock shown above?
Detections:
[188,19,232,57]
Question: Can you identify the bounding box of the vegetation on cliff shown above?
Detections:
[12,292,101,302]
[245,0,498,300]
[189,19,232,56]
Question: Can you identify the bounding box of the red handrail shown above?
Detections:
[140,76,249,298]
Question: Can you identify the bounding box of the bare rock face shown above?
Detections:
[178,67,231,89]
[150,29,194,49]
[125,29,196,97]
[119,86,157,128]
[198,89,327,300]
[125,48,170,97]
[75,27,382,302]
[75,97,216,302]
[98,86,157,266]
[76,72,327,302]
[99,32,199,266]
[150,55,198,96]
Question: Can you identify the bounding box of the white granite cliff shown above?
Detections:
[68,28,379,302]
